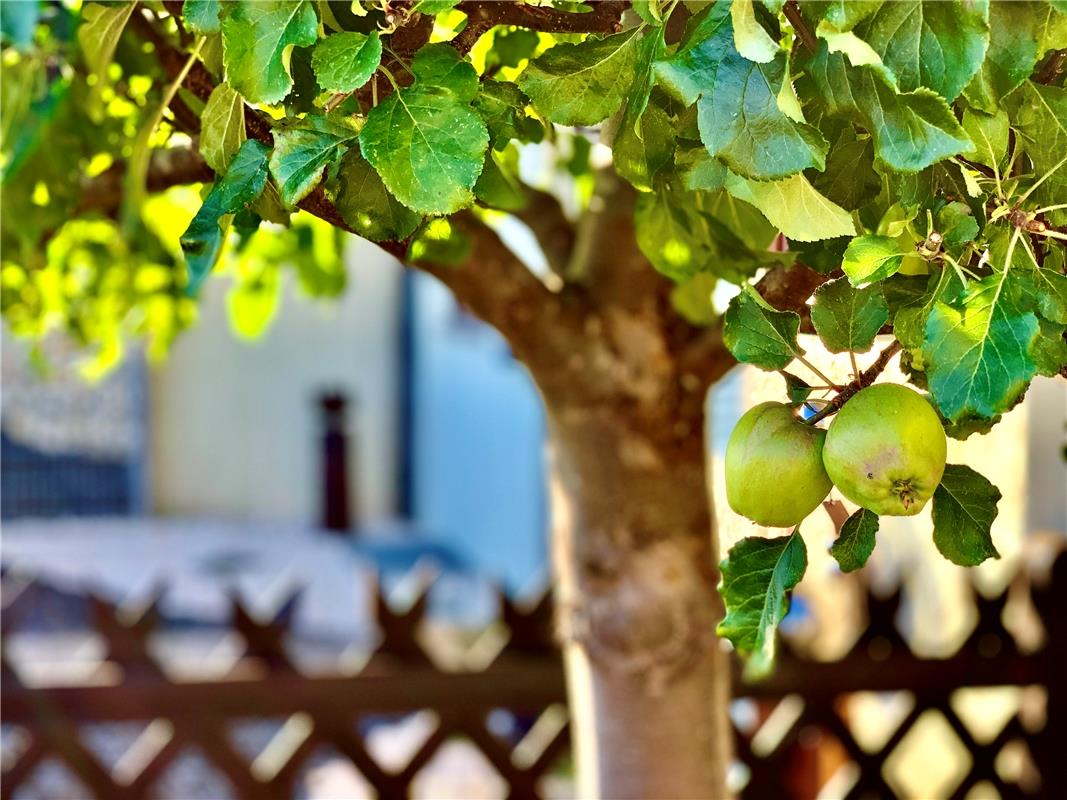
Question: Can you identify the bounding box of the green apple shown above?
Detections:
[725,402,833,527]
[823,383,947,516]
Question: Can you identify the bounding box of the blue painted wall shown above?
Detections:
[408,273,549,590]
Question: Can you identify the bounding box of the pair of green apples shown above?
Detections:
[725,383,947,527]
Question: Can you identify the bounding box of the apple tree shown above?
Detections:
[2,1,1066,796]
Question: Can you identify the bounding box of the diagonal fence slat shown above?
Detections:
[2,550,1065,799]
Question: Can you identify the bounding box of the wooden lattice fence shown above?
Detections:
[2,551,1064,799]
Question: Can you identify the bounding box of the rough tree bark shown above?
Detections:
[515,181,735,799]
[545,396,730,799]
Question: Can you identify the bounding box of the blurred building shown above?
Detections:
[3,241,1066,596]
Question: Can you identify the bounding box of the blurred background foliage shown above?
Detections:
[1,1,348,378]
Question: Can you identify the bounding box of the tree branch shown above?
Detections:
[754,262,830,334]
[453,0,626,54]
[127,6,559,345]
[755,262,828,315]
[677,263,837,386]
[410,213,563,355]
[806,341,902,424]
[74,147,215,216]
[516,189,576,277]
[678,320,735,388]
[783,1,818,54]
[1036,48,1067,86]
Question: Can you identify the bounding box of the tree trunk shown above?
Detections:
[543,395,731,799]
[406,169,736,797]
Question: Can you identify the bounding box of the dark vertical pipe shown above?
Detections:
[396,270,416,519]
[319,391,353,532]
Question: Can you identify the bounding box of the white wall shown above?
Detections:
[1026,376,1067,535]
[149,240,402,523]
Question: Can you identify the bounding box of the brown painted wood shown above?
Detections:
[3,551,1064,799]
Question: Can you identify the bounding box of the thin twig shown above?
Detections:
[1035,48,1067,85]
[324,92,350,113]
[806,341,903,425]
[783,0,818,53]
[452,0,624,53]
[796,355,840,391]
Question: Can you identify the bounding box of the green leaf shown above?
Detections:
[269,117,360,208]
[330,148,421,241]
[613,31,670,192]
[652,1,825,181]
[631,1,662,26]
[483,28,539,72]
[181,140,271,293]
[311,31,381,93]
[184,0,223,34]
[78,3,136,94]
[1024,267,1067,326]
[923,268,1040,422]
[717,530,807,679]
[806,44,972,173]
[932,464,1001,567]
[893,266,962,351]
[810,277,889,353]
[253,181,290,225]
[227,258,281,339]
[964,2,1065,112]
[961,108,1009,170]
[359,86,489,215]
[677,144,727,192]
[408,217,471,265]
[412,44,479,102]
[701,186,779,251]
[1031,317,1067,377]
[615,104,675,192]
[474,81,540,149]
[815,25,884,68]
[654,1,733,105]
[853,1,989,102]
[723,172,856,242]
[812,131,880,210]
[841,234,908,286]
[518,27,642,126]
[782,371,813,404]
[723,285,804,370]
[1008,82,1067,226]
[671,273,719,326]
[699,53,828,180]
[830,508,878,573]
[817,0,880,31]
[221,0,319,105]
[199,84,245,174]
[935,202,979,256]
[731,0,779,63]
[634,183,716,282]
[473,150,527,212]
[283,45,319,114]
